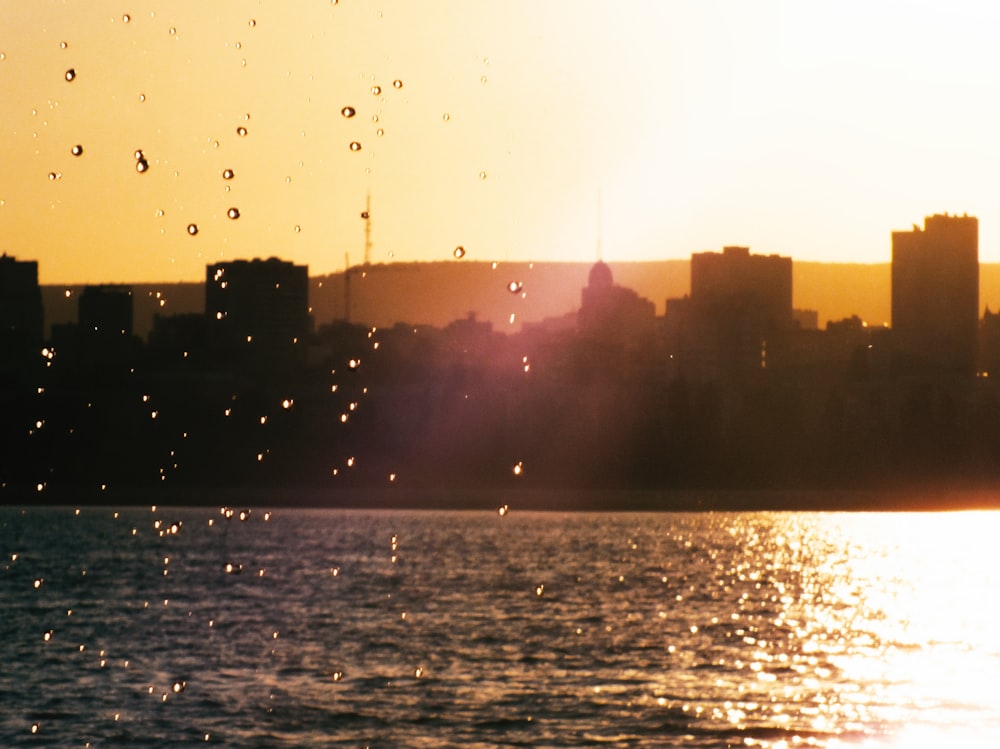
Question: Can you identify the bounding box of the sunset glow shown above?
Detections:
[5,1,1000,283]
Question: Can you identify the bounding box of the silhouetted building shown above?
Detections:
[0,254,43,366]
[578,260,656,342]
[892,213,978,376]
[690,246,792,328]
[79,285,133,338]
[667,247,793,381]
[205,258,310,371]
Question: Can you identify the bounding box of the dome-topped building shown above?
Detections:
[579,260,655,342]
[587,259,613,290]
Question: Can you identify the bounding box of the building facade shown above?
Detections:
[205,258,310,370]
[891,214,978,376]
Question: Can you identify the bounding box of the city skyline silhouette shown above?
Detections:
[5,213,1000,509]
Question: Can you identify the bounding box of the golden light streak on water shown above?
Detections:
[733,511,1000,746]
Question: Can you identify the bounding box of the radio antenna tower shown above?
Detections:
[596,188,603,261]
[360,193,372,266]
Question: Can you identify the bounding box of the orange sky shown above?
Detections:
[4,1,1000,284]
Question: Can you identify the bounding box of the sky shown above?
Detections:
[4,1,1000,283]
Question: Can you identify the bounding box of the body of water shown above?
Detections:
[2,506,998,748]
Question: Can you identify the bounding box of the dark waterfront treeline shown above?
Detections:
[4,216,1000,509]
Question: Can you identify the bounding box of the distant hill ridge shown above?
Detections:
[39,260,1000,340]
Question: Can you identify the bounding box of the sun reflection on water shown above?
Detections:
[727,511,1000,746]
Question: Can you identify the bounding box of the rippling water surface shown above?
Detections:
[2,506,999,748]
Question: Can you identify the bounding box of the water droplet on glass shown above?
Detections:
[376,128,384,137]
[71,144,83,156]
[392,79,403,89]
[535,584,545,597]
[169,27,176,36]
[138,93,145,102]
[236,126,247,137]
[479,171,487,180]
[442,113,450,122]
[341,106,356,118]
[371,85,381,95]
[134,149,144,160]
[187,224,199,236]
[248,18,256,27]
[64,68,76,81]
[123,14,130,23]
[480,75,488,84]
[223,168,234,179]
[349,141,362,152]
[507,281,523,294]
[498,504,509,516]
[294,224,301,233]
[60,41,68,49]
[332,671,343,681]
[135,158,149,173]
[227,208,240,219]
[47,172,60,181]
[453,246,466,259]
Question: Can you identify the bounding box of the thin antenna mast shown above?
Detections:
[596,188,603,261]
[361,193,372,266]
[343,252,351,322]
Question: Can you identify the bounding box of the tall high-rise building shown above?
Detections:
[671,246,793,380]
[891,213,978,376]
[78,285,133,338]
[0,254,44,359]
[205,257,309,370]
[690,246,793,329]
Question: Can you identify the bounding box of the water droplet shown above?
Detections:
[187,224,198,236]
[341,106,356,118]
[138,93,146,102]
[31,723,39,734]
[392,79,403,89]
[223,168,235,179]
[507,281,523,294]
[47,172,60,181]
[294,224,301,233]
[60,41,68,49]
[349,141,362,152]
[64,68,75,81]
[535,584,545,597]
[169,27,176,36]
[135,158,149,173]
[442,113,450,122]
[479,170,487,180]
[172,680,187,693]
[122,14,130,23]
[134,149,144,160]
[332,671,343,681]
[248,19,256,27]
[414,666,423,678]
[71,144,83,156]
[453,246,466,259]
[480,75,488,84]
[376,128,384,137]
[227,208,240,219]
[371,85,381,95]
[236,126,247,137]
